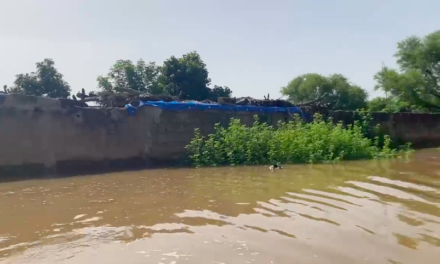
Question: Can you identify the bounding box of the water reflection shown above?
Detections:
[0,149,440,263]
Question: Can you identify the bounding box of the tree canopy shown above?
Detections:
[207,85,232,101]
[97,59,162,94]
[160,51,211,100]
[8,59,71,98]
[4,52,232,102]
[8,29,440,113]
[97,51,231,101]
[280,73,368,110]
[372,30,440,112]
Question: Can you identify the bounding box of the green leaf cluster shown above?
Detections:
[186,113,412,167]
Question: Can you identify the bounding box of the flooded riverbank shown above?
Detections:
[1,150,440,264]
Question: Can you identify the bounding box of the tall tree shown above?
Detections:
[9,59,71,98]
[373,30,440,111]
[280,73,368,110]
[161,51,211,100]
[97,59,162,94]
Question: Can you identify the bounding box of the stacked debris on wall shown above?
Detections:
[231,93,331,118]
[0,86,330,118]
[72,88,179,107]
[75,88,330,116]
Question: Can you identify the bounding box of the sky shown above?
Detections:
[0,0,439,99]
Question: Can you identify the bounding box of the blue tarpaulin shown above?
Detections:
[125,101,308,119]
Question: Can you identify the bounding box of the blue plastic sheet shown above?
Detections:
[125,101,308,119]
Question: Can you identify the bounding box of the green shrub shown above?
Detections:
[185,113,412,167]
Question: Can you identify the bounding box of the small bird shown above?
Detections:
[269,163,282,170]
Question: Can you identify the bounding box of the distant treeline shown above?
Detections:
[4,30,440,112]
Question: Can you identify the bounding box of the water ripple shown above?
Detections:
[1,150,440,263]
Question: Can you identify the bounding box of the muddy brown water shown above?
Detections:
[1,150,440,264]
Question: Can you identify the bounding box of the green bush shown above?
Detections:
[185,113,412,167]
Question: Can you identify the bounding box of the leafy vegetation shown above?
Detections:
[371,30,440,112]
[5,51,231,101]
[280,73,368,111]
[97,59,162,94]
[97,51,231,101]
[186,113,412,167]
[4,29,440,113]
[7,59,71,98]
[280,30,440,113]
[368,97,411,113]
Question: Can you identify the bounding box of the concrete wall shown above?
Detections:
[329,111,440,148]
[1,94,440,177]
[0,94,289,177]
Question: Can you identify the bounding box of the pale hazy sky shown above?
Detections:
[0,0,439,99]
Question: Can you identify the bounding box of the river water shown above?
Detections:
[1,150,440,264]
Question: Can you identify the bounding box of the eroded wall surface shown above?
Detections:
[329,111,440,148]
[1,94,440,177]
[0,94,288,176]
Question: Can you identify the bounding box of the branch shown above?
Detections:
[114,87,144,95]
[294,93,328,106]
[409,89,440,110]
[418,98,440,110]
[82,97,101,102]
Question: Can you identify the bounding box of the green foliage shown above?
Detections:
[373,66,437,112]
[97,59,163,94]
[186,114,411,167]
[373,30,440,112]
[207,85,232,101]
[97,51,231,101]
[280,73,368,110]
[368,97,411,113]
[368,97,391,112]
[161,51,211,100]
[9,59,71,98]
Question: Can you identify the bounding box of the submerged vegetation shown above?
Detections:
[186,113,412,167]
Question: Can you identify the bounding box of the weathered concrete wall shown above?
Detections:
[2,94,440,177]
[0,94,289,177]
[329,111,440,148]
